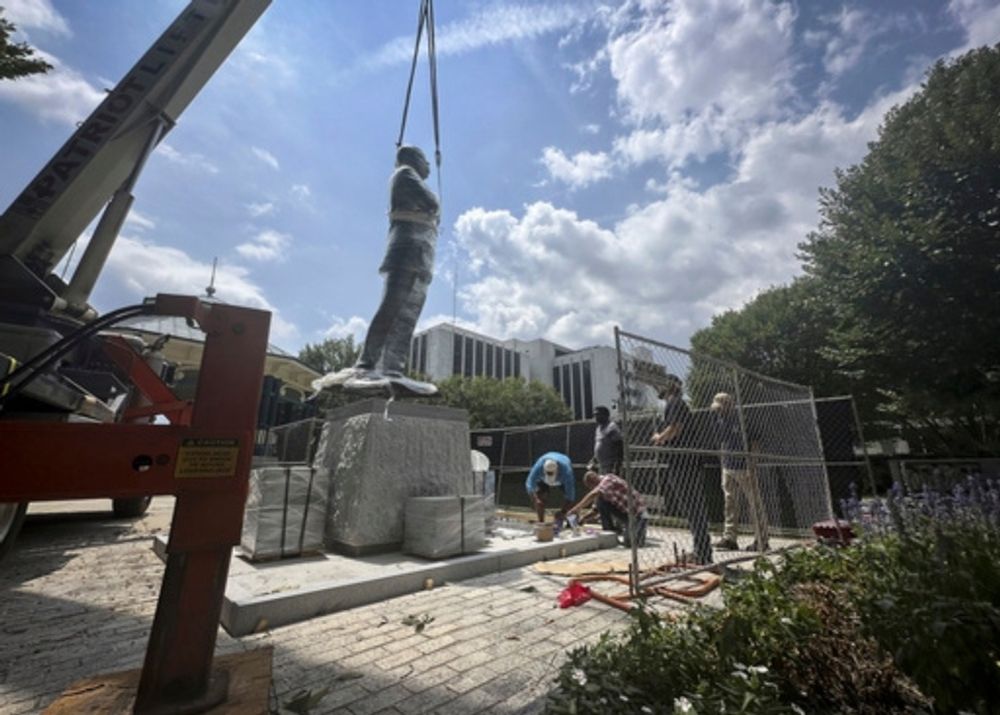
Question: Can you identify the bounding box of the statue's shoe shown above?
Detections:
[386,375,439,397]
[311,366,369,392]
[339,372,439,398]
[343,372,391,394]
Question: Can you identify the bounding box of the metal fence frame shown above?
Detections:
[614,327,839,596]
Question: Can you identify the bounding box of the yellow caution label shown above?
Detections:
[175,438,240,478]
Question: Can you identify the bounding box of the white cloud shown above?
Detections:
[104,235,298,344]
[581,123,601,135]
[949,0,1000,51]
[598,0,799,171]
[608,0,796,126]
[247,201,275,218]
[322,316,368,342]
[157,143,220,174]
[815,7,916,79]
[565,47,608,94]
[384,0,942,351]
[820,6,874,76]
[0,50,103,125]
[540,147,614,188]
[612,110,738,168]
[453,84,917,348]
[363,2,593,69]
[230,28,298,87]
[124,210,156,232]
[251,146,280,170]
[290,184,312,200]
[235,229,292,262]
[4,0,70,36]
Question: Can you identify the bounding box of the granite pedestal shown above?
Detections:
[314,398,472,555]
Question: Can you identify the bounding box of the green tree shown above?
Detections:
[1,9,52,80]
[799,44,1000,454]
[297,337,363,411]
[690,278,852,399]
[298,336,361,375]
[435,376,572,428]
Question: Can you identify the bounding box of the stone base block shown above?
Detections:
[315,398,471,555]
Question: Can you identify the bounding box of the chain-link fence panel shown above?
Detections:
[615,328,836,590]
[814,395,876,512]
[481,421,592,513]
[256,417,324,464]
[897,457,998,493]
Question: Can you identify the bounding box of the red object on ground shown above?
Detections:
[557,582,593,608]
[812,519,855,544]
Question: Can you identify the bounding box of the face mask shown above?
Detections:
[544,471,559,486]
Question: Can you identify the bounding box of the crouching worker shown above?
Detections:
[525,452,576,523]
[570,471,648,547]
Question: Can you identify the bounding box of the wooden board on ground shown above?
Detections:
[43,647,272,714]
[534,560,630,576]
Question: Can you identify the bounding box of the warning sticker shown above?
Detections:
[175,438,240,478]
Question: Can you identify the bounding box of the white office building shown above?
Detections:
[409,323,623,419]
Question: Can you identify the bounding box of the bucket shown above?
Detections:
[534,522,554,542]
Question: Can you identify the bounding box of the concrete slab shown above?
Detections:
[153,522,619,636]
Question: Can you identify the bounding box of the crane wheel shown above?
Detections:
[0,502,28,562]
[112,496,152,518]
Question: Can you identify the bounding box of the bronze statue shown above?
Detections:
[313,145,439,397]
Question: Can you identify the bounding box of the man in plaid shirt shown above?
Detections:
[569,471,647,547]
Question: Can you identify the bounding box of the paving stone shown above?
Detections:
[0,498,634,714]
[344,683,411,715]
[398,664,460,694]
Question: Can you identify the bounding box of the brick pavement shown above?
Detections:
[0,499,633,714]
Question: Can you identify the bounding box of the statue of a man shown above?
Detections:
[313,145,439,396]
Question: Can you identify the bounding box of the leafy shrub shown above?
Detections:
[841,479,1000,713]
[546,479,1000,714]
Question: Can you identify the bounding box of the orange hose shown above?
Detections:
[567,566,721,613]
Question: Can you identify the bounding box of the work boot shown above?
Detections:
[713,537,739,551]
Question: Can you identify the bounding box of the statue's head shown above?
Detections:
[396,145,430,179]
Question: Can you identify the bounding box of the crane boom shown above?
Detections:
[0,0,270,287]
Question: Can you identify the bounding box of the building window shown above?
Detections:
[475,340,484,376]
[504,349,512,378]
[514,352,521,378]
[464,336,474,377]
[582,359,593,418]
[419,334,427,375]
[486,342,494,376]
[496,346,503,377]
[562,364,571,404]
[572,362,583,420]
[552,366,560,393]
[410,338,418,372]
[452,332,462,375]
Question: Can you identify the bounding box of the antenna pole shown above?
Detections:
[206,257,218,298]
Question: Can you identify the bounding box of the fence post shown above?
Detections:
[849,396,878,496]
[614,326,640,597]
[808,388,842,539]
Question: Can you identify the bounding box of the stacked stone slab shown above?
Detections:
[404,496,485,558]
[315,399,473,556]
[241,465,329,560]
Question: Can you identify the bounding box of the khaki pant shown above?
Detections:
[722,467,769,546]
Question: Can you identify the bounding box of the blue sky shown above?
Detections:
[1,0,997,353]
